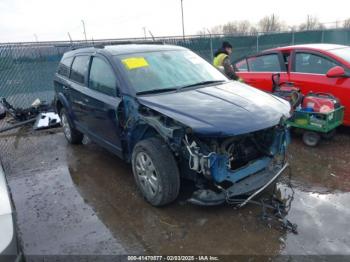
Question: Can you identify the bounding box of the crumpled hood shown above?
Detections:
[137,81,290,136]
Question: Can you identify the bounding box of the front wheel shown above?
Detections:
[132,137,180,206]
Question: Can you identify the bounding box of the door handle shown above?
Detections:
[84,98,89,103]
[74,100,85,106]
[62,85,69,90]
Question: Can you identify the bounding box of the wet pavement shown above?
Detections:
[0,126,350,256]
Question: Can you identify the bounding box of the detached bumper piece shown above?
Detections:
[188,163,289,206]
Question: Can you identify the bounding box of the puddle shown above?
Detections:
[66,135,350,255]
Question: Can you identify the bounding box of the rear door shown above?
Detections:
[69,55,91,130]
[83,54,123,156]
[235,52,288,92]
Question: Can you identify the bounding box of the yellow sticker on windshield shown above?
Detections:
[122,57,149,70]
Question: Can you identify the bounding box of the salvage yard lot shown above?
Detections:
[1,126,350,255]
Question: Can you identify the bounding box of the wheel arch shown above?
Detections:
[55,93,77,128]
[125,124,161,162]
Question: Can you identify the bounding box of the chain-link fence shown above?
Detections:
[0,28,349,225]
[1,28,350,109]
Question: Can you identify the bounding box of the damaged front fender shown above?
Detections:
[119,96,187,160]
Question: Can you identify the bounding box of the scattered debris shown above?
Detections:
[33,112,61,130]
[225,167,298,234]
[0,118,36,133]
[0,97,50,122]
[259,195,298,234]
[0,97,60,133]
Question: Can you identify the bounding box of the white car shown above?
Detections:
[0,162,22,259]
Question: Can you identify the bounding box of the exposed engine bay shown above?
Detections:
[181,126,289,205]
[183,127,281,179]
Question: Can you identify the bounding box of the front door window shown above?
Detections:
[294,52,338,75]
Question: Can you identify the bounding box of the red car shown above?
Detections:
[234,44,350,126]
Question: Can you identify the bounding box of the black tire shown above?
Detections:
[321,129,336,140]
[60,108,83,144]
[302,131,321,147]
[131,137,180,206]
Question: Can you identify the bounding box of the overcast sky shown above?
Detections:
[1,0,349,42]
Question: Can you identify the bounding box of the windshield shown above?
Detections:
[329,47,350,64]
[115,50,227,93]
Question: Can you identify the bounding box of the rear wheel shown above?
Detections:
[60,108,83,144]
[302,131,320,147]
[132,137,180,206]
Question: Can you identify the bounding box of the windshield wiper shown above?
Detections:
[177,80,226,91]
[136,80,226,95]
[136,88,178,95]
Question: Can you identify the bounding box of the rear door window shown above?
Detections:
[88,57,117,96]
[70,55,90,84]
[247,54,281,72]
[294,52,338,74]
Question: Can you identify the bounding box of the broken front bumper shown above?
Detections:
[188,162,289,206]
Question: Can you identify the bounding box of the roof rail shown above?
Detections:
[69,40,164,50]
[94,40,164,48]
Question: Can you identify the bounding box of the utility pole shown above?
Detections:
[142,27,147,39]
[33,34,42,59]
[67,32,73,48]
[148,30,155,41]
[33,34,38,42]
[288,26,295,45]
[81,19,87,42]
[207,28,213,61]
[180,0,185,39]
[67,32,72,42]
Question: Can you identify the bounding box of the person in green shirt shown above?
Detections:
[213,41,239,80]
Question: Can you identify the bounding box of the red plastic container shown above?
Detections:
[302,93,340,113]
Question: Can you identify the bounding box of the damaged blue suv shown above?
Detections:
[54,44,291,206]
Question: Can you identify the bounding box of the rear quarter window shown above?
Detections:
[57,56,73,77]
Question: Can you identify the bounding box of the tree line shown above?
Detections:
[197,15,350,35]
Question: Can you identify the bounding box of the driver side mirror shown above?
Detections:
[326,66,346,78]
